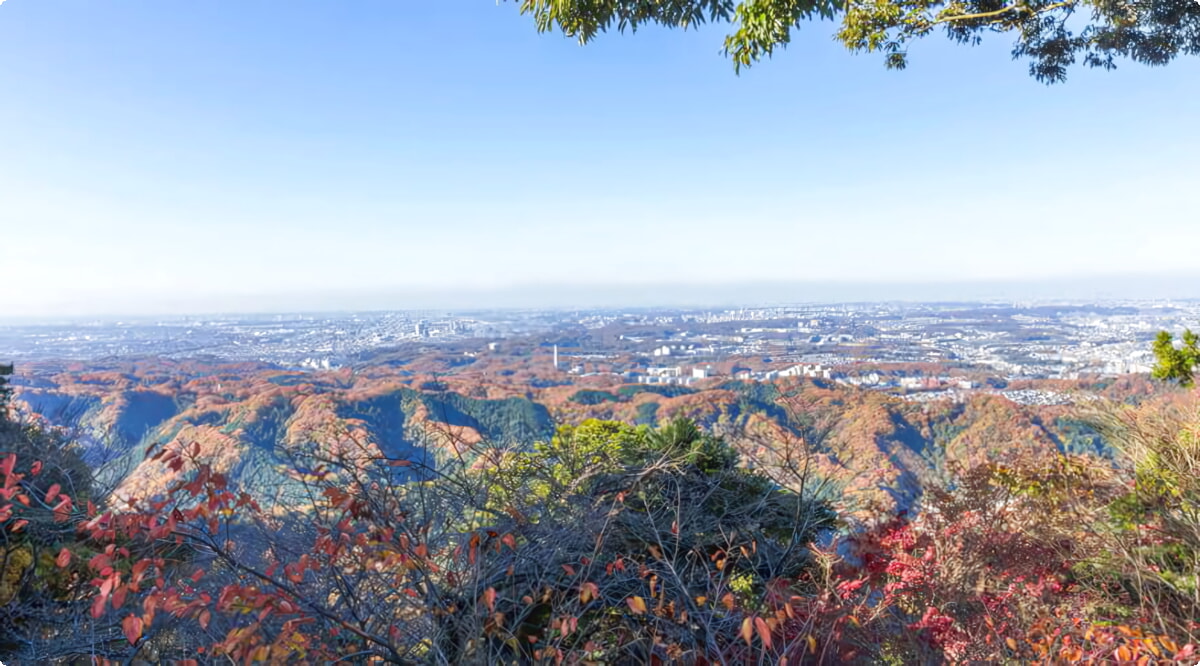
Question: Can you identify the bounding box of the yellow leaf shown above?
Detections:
[1142,636,1161,657]
[579,582,598,604]
[626,596,647,615]
[741,617,754,646]
[1059,646,1083,662]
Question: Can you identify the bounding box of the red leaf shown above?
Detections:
[99,574,117,598]
[122,614,143,645]
[55,548,72,569]
[482,587,497,612]
[131,559,151,578]
[755,616,773,649]
[44,483,61,504]
[29,461,42,476]
[52,497,72,522]
[112,585,128,610]
[142,601,158,627]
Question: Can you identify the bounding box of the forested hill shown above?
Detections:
[4,356,1198,664]
[6,358,1157,513]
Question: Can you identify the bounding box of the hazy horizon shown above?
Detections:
[1,272,1197,322]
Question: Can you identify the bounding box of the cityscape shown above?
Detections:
[3,300,1194,391]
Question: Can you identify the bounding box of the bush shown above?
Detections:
[1088,402,1200,644]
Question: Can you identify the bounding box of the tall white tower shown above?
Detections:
[553,344,559,369]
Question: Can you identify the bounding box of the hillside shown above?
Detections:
[8,357,1148,514]
[5,356,1198,664]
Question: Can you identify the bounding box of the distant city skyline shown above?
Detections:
[3,2,1199,317]
[3,299,1194,387]
[2,273,1200,321]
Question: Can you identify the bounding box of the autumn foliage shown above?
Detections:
[2,382,1200,663]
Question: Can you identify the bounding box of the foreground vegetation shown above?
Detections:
[2,360,1199,663]
[512,0,1200,82]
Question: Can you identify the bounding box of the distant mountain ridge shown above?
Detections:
[7,357,1160,515]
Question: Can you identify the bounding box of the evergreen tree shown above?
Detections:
[0,363,12,418]
[1152,329,1199,388]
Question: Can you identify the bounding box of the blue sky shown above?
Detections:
[1,0,1198,316]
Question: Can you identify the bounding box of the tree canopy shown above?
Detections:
[512,0,1200,81]
[1152,328,1199,388]
[0,364,12,414]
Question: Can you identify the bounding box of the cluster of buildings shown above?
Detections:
[3,302,1196,391]
[629,363,835,386]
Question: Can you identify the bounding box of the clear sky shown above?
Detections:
[1,1,1198,316]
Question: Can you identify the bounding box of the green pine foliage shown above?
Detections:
[1152,329,1200,388]
[0,364,12,416]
